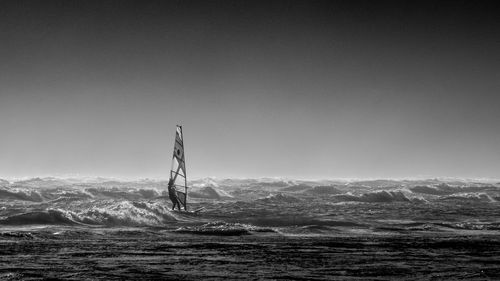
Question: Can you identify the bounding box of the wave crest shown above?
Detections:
[333,190,411,203]
[0,201,178,227]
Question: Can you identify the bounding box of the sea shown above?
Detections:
[1,177,500,280]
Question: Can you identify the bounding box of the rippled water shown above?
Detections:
[1,177,500,279]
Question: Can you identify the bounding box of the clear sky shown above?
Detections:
[1,0,499,179]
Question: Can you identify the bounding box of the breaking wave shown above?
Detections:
[0,187,164,203]
[1,177,499,235]
[0,210,81,225]
[439,193,497,203]
[333,190,411,203]
[410,184,499,196]
[0,201,178,227]
[0,189,44,202]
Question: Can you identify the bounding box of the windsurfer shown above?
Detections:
[168,178,181,210]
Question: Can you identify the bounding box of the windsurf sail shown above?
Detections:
[169,125,188,210]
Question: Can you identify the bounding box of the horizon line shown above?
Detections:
[1,174,499,183]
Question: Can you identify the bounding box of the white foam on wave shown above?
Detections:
[0,200,180,227]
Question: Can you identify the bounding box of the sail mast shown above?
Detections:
[180,125,187,211]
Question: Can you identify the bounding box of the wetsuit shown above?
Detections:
[168,179,181,210]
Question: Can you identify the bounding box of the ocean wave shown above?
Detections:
[410,184,499,196]
[279,184,311,192]
[76,201,177,226]
[189,186,233,200]
[255,193,301,204]
[0,210,81,225]
[439,193,497,203]
[304,186,343,195]
[0,200,179,227]
[0,189,44,202]
[0,231,35,239]
[435,222,500,230]
[174,221,275,236]
[333,190,411,203]
[2,177,500,234]
[0,186,167,202]
[84,188,161,200]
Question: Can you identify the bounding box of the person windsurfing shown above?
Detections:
[168,178,181,210]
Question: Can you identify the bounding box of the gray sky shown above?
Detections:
[1,0,499,179]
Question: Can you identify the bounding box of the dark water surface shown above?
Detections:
[1,227,500,280]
